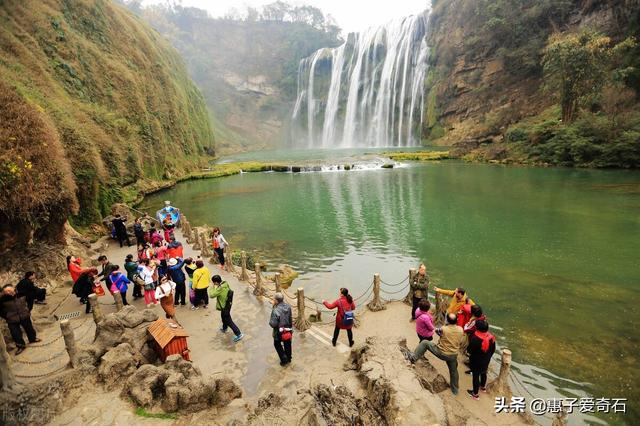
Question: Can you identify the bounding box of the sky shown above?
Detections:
[143,0,430,34]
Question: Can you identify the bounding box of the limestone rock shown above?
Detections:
[98,343,142,389]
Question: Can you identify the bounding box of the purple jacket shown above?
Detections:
[415,308,434,338]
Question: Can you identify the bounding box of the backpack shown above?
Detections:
[225,289,234,309]
[341,299,354,327]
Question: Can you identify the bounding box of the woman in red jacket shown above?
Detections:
[323,288,356,347]
[66,256,92,284]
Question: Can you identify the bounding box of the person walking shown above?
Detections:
[155,276,177,319]
[415,298,435,342]
[322,288,355,347]
[124,254,142,299]
[410,263,429,321]
[97,255,117,293]
[406,313,465,395]
[112,214,132,247]
[269,292,293,366]
[184,258,198,306]
[209,275,244,342]
[139,259,157,307]
[212,227,229,268]
[167,257,187,306]
[109,266,130,306]
[467,320,496,400]
[133,217,145,247]
[191,260,210,310]
[16,271,46,311]
[0,284,41,354]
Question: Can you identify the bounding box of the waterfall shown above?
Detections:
[291,12,430,148]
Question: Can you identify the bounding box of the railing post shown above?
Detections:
[112,290,123,311]
[239,250,250,281]
[293,287,311,331]
[253,263,266,296]
[60,319,78,368]
[0,331,17,390]
[274,272,282,293]
[224,245,235,273]
[201,229,212,258]
[192,228,201,250]
[367,273,385,311]
[88,293,104,324]
[434,293,447,327]
[487,349,513,398]
[403,267,416,305]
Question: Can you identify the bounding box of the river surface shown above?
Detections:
[141,160,640,425]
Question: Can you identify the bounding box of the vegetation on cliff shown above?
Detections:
[0,0,214,250]
[128,2,342,154]
[425,0,640,168]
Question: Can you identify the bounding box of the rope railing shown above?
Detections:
[379,275,409,287]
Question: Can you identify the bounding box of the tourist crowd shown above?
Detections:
[1,207,493,402]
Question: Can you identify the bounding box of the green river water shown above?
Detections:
[141,159,640,424]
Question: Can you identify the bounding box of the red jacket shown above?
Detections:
[323,295,356,330]
[68,258,91,283]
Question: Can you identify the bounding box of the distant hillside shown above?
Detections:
[0,0,214,250]
[133,4,342,154]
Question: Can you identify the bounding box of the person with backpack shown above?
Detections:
[109,265,130,306]
[208,275,243,342]
[124,254,142,300]
[269,292,293,366]
[322,288,356,347]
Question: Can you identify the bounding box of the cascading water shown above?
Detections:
[291,12,429,148]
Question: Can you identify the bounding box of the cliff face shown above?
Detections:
[0,0,214,250]
[424,0,640,154]
[134,7,341,154]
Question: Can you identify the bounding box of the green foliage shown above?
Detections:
[506,110,640,168]
[134,407,177,420]
[0,0,215,230]
[542,30,636,122]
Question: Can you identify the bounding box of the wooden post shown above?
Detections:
[201,229,212,257]
[88,294,104,324]
[192,228,201,250]
[239,251,250,281]
[183,219,193,242]
[113,291,123,311]
[274,272,282,293]
[224,245,235,273]
[434,293,447,327]
[253,263,266,296]
[60,320,78,368]
[0,332,17,391]
[293,287,311,331]
[486,349,513,398]
[367,273,385,311]
[403,268,416,305]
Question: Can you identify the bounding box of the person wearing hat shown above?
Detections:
[167,257,186,306]
[269,292,293,366]
[155,276,177,319]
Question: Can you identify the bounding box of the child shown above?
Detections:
[109,266,130,306]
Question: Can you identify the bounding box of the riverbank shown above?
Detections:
[4,227,529,425]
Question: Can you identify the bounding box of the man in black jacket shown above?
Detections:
[0,284,40,354]
[112,214,132,247]
[16,271,46,311]
[466,320,496,400]
[269,292,293,366]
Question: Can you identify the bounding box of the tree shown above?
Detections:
[542,30,633,123]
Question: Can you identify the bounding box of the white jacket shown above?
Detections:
[155,280,176,300]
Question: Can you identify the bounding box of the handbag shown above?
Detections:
[280,328,292,341]
[93,284,105,297]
